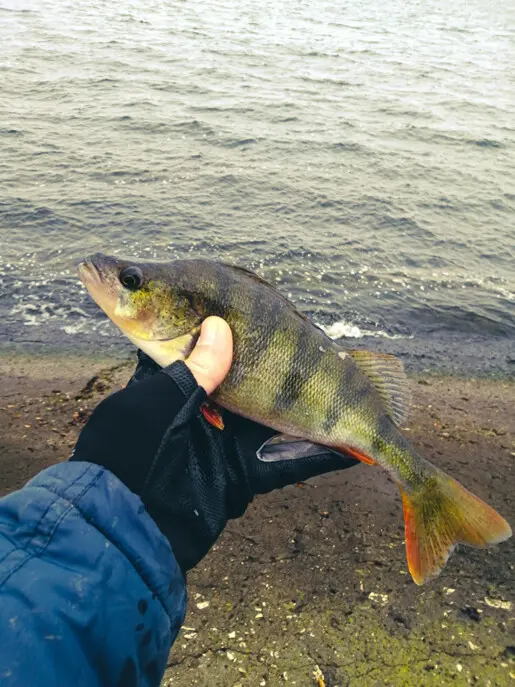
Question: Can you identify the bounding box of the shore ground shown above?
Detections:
[0,351,513,686]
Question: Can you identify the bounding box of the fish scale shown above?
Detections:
[79,253,512,584]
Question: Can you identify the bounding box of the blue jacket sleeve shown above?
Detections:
[0,461,187,687]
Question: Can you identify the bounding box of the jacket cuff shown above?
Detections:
[23,461,186,624]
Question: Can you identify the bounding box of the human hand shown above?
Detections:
[72,317,357,572]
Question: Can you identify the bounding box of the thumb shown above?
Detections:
[185,316,233,394]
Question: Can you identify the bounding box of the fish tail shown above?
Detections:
[400,468,512,585]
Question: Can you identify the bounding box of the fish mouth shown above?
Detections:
[77,252,119,285]
[77,258,103,287]
[77,253,120,316]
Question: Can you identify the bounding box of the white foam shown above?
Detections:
[318,320,412,341]
[8,299,115,337]
[320,320,364,339]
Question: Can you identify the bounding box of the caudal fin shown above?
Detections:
[400,471,512,585]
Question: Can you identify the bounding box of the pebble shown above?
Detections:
[196,600,210,610]
[484,597,512,610]
[368,592,389,606]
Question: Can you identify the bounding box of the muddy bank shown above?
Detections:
[0,352,513,686]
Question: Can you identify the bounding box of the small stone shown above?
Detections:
[484,597,512,610]
[183,633,197,640]
[228,631,236,639]
[196,600,210,610]
[456,664,463,673]
[255,613,264,620]
[442,587,455,595]
[227,651,235,661]
[368,592,389,606]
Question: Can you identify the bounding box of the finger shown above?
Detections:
[185,316,233,394]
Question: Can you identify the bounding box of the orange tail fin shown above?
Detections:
[400,471,512,585]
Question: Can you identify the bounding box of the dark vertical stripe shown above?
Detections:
[372,413,396,454]
[214,261,232,315]
[273,325,325,412]
[322,357,358,435]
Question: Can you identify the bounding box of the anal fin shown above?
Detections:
[339,445,377,465]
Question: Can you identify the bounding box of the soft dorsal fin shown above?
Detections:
[340,349,411,426]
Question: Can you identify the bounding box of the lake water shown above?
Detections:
[1,0,514,375]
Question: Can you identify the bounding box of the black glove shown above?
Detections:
[72,351,358,573]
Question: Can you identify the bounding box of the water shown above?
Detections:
[1,0,514,375]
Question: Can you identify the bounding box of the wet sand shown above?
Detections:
[0,352,513,686]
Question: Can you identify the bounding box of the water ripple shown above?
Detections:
[0,0,514,375]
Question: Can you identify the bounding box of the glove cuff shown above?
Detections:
[161,360,199,398]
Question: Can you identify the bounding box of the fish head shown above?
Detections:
[78,253,203,365]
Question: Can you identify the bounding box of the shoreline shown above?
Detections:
[2,323,515,381]
[0,352,514,685]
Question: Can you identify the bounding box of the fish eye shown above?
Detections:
[119,266,143,291]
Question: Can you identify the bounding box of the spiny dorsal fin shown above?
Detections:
[340,349,411,426]
[221,263,326,330]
